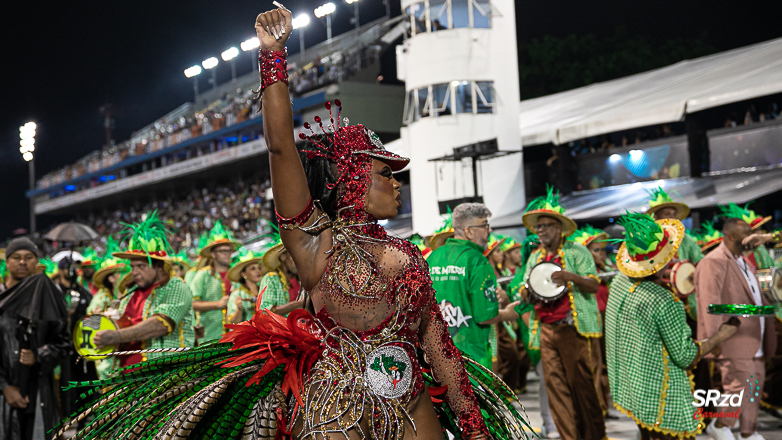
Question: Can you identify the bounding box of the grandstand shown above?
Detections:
[27,16,411,245]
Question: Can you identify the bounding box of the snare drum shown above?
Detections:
[757,267,782,304]
[526,262,567,303]
[73,314,120,359]
[669,261,696,296]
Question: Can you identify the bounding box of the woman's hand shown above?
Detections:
[255,4,293,52]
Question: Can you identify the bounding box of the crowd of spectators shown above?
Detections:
[37,43,384,193]
[60,176,274,257]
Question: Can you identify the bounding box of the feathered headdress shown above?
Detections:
[719,202,771,230]
[94,237,127,289]
[199,220,241,258]
[113,210,173,265]
[425,209,454,251]
[700,220,723,252]
[614,212,685,277]
[570,225,609,248]
[298,100,409,218]
[522,185,577,236]
[484,234,508,257]
[228,247,265,283]
[645,186,689,220]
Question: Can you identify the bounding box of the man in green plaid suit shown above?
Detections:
[519,187,605,440]
[257,242,303,317]
[606,214,739,440]
[93,212,196,367]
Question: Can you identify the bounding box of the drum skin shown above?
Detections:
[526,262,567,303]
[670,261,696,295]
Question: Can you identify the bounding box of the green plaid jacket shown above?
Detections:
[606,274,702,438]
[227,284,256,323]
[190,267,230,342]
[88,287,113,315]
[118,277,195,359]
[521,241,602,349]
[258,272,291,315]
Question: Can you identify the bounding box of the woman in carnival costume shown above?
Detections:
[226,249,264,324]
[55,4,532,440]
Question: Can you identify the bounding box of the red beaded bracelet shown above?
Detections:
[276,197,315,228]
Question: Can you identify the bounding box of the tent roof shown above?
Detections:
[519,37,782,146]
[492,167,782,226]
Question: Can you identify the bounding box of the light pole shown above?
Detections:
[184,65,202,102]
[221,47,240,81]
[241,37,260,71]
[314,2,336,42]
[345,0,360,29]
[292,14,311,56]
[19,122,36,234]
[202,57,219,89]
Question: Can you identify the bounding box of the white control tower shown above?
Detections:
[396,0,523,234]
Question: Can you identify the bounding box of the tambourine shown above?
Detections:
[708,304,775,316]
[526,262,567,303]
[664,261,696,296]
[757,267,782,304]
[73,314,120,359]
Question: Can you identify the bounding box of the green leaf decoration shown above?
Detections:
[616,212,665,256]
[646,186,675,207]
[118,210,172,265]
[205,220,238,245]
[718,202,761,224]
[569,224,607,246]
[524,184,565,214]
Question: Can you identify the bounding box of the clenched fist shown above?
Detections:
[255,4,293,52]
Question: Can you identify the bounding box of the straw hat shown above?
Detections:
[570,225,609,248]
[262,242,286,272]
[645,187,690,220]
[93,259,127,290]
[521,185,577,237]
[199,221,241,258]
[228,251,264,283]
[425,213,453,251]
[719,202,771,231]
[483,234,508,258]
[113,211,174,264]
[615,215,685,278]
[117,271,136,295]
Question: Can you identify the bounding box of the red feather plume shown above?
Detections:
[219,288,323,405]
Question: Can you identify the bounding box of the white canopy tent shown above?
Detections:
[519,37,782,146]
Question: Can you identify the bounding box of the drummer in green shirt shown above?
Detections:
[427,203,519,370]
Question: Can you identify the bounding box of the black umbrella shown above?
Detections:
[0,273,67,399]
[44,221,99,242]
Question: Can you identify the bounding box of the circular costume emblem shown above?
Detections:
[364,345,413,399]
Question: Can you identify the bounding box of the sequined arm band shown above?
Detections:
[276,198,315,229]
[259,48,289,92]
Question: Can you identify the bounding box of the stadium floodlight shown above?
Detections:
[315,3,337,41]
[314,2,336,18]
[345,0,359,28]
[221,47,239,61]
[202,57,219,69]
[345,0,359,4]
[241,37,260,51]
[222,47,240,81]
[292,14,311,29]
[19,121,37,232]
[184,65,202,78]
[629,149,644,161]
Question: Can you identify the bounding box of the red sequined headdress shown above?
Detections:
[299,100,409,217]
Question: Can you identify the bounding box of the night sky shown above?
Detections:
[2,0,781,240]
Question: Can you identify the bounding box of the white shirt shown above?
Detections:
[736,255,765,357]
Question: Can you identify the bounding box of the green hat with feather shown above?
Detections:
[94,236,127,289]
[79,247,101,267]
[199,220,241,258]
[700,220,723,252]
[522,184,577,236]
[570,225,609,248]
[615,213,685,278]
[425,209,454,251]
[645,186,689,220]
[113,210,173,265]
[260,224,285,271]
[719,202,771,231]
[228,247,264,283]
[484,233,508,257]
[500,236,521,253]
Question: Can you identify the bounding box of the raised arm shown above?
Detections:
[256,6,331,290]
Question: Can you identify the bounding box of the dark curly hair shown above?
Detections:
[297,134,338,219]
